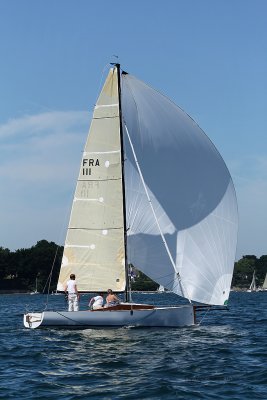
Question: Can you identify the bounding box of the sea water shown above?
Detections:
[0,292,266,399]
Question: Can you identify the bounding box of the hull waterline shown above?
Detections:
[24,304,195,329]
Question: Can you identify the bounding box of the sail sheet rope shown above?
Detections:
[124,123,192,303]
[43,245,61,309]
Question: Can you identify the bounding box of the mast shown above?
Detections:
[115,63,130,302]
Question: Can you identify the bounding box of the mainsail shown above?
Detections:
[57,68,126,292]
[57,65,238,306]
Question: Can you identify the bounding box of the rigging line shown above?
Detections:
[126,164,142,231]
[165,276,180,290]
[155,272,175,280]
[152,272,178,290]
[43,246,60,310]
[54,311,93,326]
[197,306,211,326]
[94,63,110,107]
[43,181,75,300]
[124,123,191,304]
[172,278,185,295]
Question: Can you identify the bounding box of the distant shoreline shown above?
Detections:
[0,287,251,295]
[0,290,30,294]
[231,287,249,292]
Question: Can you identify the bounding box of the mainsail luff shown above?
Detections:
[116,64,130,301]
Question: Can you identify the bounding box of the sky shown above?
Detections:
[0,0,266,259]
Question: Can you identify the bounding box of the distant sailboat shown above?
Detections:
[247,270,257,292]
[24,64,238,329]
[30,277,39,295]
[259,273,267,292]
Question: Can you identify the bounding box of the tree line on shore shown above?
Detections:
[0,240,63,292]
[0,240,266,292]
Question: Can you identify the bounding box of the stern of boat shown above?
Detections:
[24,312,44,329]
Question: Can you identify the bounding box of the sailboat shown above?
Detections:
[30,277,39,295]
[24,64,238,329]
[260,273,267,291]
[158,285,165,293]
[247,270,257,292]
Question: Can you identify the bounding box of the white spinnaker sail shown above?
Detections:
[57,68,125,292]
[121,73,238,305]
[263,273,267,290]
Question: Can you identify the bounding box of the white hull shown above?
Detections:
[24,304,195,329]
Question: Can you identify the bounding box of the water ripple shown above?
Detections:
[0,292,266,399]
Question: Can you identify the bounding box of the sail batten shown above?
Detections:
[95,103,119,108]
[84,150,121,154]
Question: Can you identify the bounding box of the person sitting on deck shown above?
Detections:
[88,293,104,310]
[104,289,120,307]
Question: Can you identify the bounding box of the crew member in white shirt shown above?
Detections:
[88,293,104,310]
[64,274,79,311]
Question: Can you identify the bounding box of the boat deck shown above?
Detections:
[91,303,155,312]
